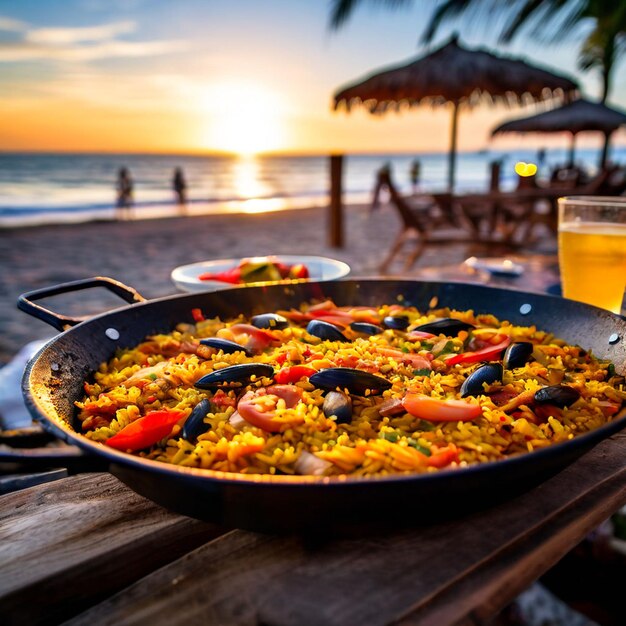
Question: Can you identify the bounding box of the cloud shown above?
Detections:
[80,0,146,11]
[26,20,135,45]
[0,17,187,63]
[0,38,186,62]
[0,15,28,32]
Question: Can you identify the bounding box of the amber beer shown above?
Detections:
[558,197,626,314]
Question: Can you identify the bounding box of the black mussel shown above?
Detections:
[534,385,580,408]
[306,319,348,342]
[383,315,410,330]
[414,318,475,336]
[323,391,353,424]
[251,313,289,330]
[181,399,211,441]
[200,337,252,357]
[460,363,503,398]
[195,363,274,389]
[350,322,384,336]
[309,367,391,396]
[503,342,534,369]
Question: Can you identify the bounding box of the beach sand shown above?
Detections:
[0,201,554,364]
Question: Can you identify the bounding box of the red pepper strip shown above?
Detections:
[310,309,354,322]
[444,337,511,366]
[402,393,482,422]
[274,365,317,384]
[105,409,185,451]
[427,445,460,468]
[274,262,291,278]
[198,267,242,284]
[191,308,205,323]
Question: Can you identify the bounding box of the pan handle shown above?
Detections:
[17,276,147,332]
[0,445,109,474]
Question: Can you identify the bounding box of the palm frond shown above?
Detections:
[329,0,361,29]
[328,0,413,30]
[499,0,546,42]
[421,0,474,43]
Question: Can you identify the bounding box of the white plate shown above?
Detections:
[171,255,351,293]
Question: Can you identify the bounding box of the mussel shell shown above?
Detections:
[350,322,383,336]
[383,315,410,330]
[414,318,475,336]
[323,391,353,424]
[251,313,289,330]
[181,399,211,440]
[503,342,533,369]
[309,367,391,396]
[460,363,503,398]
[306,319,348,342]
[534,385,580,407]
[200,337,252,357]
[195,363,274,389]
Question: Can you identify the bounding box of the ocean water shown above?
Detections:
[0,147,623,227]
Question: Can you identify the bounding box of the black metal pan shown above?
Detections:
[7,277,626,533]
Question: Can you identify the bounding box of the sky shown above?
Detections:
[1,0,624,155]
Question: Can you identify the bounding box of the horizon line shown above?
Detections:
[2,145,625,158]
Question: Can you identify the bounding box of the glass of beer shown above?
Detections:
[558,196,626,314]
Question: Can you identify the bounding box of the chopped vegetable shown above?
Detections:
[191,308,205,323]
[445,337,511,366]
[274,365,317,384]
[198,267,242,284]
[294,450,333,476]
[105,409,185,451]
[199,258,310,285]
[402,393,482,422]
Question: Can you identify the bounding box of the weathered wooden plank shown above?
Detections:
[398,469,626,626]
[65,434,626,626]
[0,473,222,625]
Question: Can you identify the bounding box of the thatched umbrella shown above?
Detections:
[333,35,578,191]
[492,98,626,168]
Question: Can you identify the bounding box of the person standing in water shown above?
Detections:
[116,167,133,220]
[173,167,187,214]
[409,159,421,194]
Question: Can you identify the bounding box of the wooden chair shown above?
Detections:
[376,170,472,273]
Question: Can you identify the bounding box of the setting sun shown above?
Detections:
[201,82,287,155]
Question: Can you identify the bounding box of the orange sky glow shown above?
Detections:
[1,1,624,156]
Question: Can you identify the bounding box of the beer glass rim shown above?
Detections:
[558,196,626,208]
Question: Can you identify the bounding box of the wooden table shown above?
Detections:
[1,433,625,625]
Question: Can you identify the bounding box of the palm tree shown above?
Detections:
[329,0,626,103]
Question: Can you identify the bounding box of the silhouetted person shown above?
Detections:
[409,159,421,194]
[537,147,546,167]
[116,167,133,220]
[172,167,187,214]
